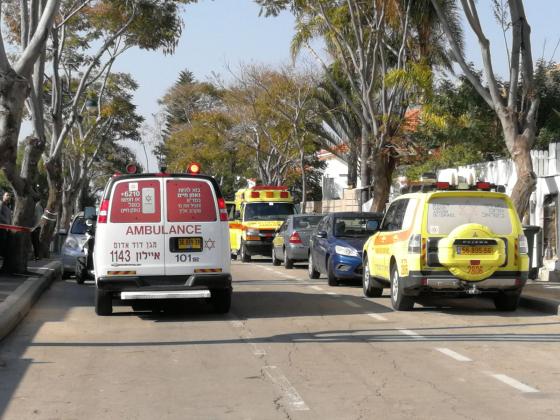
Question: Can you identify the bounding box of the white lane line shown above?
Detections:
[230,320,267,357]
[398,329,425,339]
[343,299,361,308]
[308,285,323,291]
[488,373,539,393]
[263,366,309,411]
[367,313,388,321]
[435,348,472,362]
[325,292,337,296]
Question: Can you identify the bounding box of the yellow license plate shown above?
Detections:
[457,246,493,255]
[178,237,202,251]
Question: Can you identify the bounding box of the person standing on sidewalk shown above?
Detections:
[31,198,44,260]
[0,191,13,258]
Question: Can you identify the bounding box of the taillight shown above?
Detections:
[97,199,110,223]
[289,231,303,244]
[476,181,491,190]
[408,234,421,253]
[217,197,228,221]
[518,234,528,254]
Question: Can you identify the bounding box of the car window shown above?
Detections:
[70,217,87,234]
[243,202,296,221]
[381,201,401,231]
[427,196,513,235]
[227,203,236,220]
[294,215,323,230]
[402,199,417,231]
[392,199,409,231]
[166,179,217,222]
[334,216,382,237]
[110,180,161,223]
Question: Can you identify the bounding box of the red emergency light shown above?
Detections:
[187,162,201,175]
[126,163,138,174]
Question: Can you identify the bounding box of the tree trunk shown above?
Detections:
[39,155,63,257]
[370,152,396,213]
[347,144,358,189]
[300,148,307,214]
[359,126,371,208]
[508,135,537,220]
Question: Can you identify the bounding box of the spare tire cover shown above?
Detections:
[437,223,506,281]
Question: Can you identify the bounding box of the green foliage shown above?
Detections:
[534,61,560,149]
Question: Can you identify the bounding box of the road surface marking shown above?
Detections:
[543,285,560,289]
[367,313,387,321]
[263,366,309,411]
[343,299,361,308]
[309,285,323,291]
[488,373,539,393]
[435,348,472,362]
[230,320,266,357]
[398,329,425,339]
[325,292,337,295]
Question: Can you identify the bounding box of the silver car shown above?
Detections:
[271,214,323,269]
[61,212,88,276]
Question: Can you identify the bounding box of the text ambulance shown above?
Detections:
[229,185,296,262]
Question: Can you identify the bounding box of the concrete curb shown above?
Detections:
[519,294,560,315]
[0,260,63,342]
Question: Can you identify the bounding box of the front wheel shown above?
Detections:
[390,265,414,311]
[283,248,294,269]
[271,247,281,266]
[308,253,320,279]
[363,258,383,297]
[493,290,521,311]
[327,257,339,286]
[95,289,113,316]
[211,289,232,313]
[240,241,251,263]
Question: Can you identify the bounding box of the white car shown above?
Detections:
[60,212,87,276]
[93,166,232,315]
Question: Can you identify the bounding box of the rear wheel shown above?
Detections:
[493,290,521,311]
[327,257,339,286]
[240,241,251,263]
[363,258,383,297]
[95,289,113,316]
[283,248,294,269]
[390,265,414,311]
[271,247,281,266]
[308,253,320,279]
[211,289,232,313]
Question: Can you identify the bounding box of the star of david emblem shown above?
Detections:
[204,238,216,250]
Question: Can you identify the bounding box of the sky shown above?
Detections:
[110,0,560,171]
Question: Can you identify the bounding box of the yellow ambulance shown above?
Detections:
[229,186,296,262]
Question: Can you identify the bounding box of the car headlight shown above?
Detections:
[64,237,79,250]
[335,245,359,257]
[246,229,259,236]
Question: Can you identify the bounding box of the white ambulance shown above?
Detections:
[92,164,232,315]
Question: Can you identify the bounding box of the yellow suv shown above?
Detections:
[362,181,529,311]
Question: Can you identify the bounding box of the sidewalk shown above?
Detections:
[0,258,62,342]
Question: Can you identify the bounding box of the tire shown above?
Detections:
[75,260,86,284]
[211,289,232,313]
[327,257,339,286]
[308,252,320,279]
[240,241,251,263]
[95,289,113,316]
[283,248,294,269]
[363,257,383,297]
[493,290,521,311]
[272,247,281,266]
[390,264,414,311]
[231,253,237,261]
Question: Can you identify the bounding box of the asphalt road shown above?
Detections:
[1,259,559,419]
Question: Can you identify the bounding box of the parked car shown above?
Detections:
[308,212,383,285]
[61,212,87,276]
[272,214,323,268]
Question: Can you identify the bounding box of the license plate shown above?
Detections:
[456,246,493,255]
[178,237,202,251]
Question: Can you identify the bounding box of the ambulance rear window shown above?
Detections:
[110,180,161,223]
[166,179,217,222]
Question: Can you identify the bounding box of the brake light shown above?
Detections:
[280,191,289,198]
[217,197,228,221]
[251,191,260,198]
[97,199,110,223]
[289,231,303,244]
[518,234,528,254]
[476,181,491,190]
[435,182,449,190]
[408,234,421,253]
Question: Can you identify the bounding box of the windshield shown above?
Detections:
[427,196,512,235]
[70,217,87,234]
[294,215,323,230]
[334,217,380,237]
[244,202,296,221]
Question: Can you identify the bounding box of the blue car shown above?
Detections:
[308,212,383,286]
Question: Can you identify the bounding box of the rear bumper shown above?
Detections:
[244,240,273,256]
[401,270,527,296]
[97,273,232,294]
[286,244,309,261]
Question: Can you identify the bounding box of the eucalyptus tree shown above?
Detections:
[431,0,539,216]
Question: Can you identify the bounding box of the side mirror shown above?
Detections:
[366,220,379,231]
[316,230,327,238]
